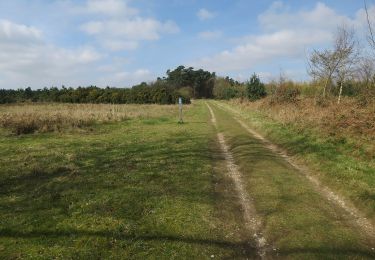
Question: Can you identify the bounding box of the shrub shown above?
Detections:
[270,80,300,104]
[213,77,246,100]
[298,81,321,97]
[177,87,193,100]
[333,81,362,97]
[14,119,39,135]
[246,74,267,101]
[315,94,330,107]
[356,83,375,107]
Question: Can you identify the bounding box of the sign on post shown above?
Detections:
[178,97,183,123]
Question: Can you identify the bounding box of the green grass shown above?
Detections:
[1,100,374,259]
[209,101,374,258]
[0,102,252,259]
[217,100,375,221]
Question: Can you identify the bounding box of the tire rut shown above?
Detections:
[206,103,268,258]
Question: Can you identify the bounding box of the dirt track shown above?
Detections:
[207,101,375,258]
[207,103,267,258]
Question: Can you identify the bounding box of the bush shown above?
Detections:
[298,81,321,97]
[14,119,39,135]
[246,74,267,101]
[333,81,362,97]
[177,87,193,100]
[213,78,245,100]
[356,83,375,107]
[270,80,300,104]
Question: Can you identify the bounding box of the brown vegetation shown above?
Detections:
[231,96,375,157]
[0,103,178,135]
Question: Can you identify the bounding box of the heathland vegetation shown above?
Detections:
[0,103,178,135]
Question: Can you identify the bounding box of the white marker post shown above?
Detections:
[178,97,183,124]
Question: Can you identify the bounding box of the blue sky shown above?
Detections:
[0,0,374,89]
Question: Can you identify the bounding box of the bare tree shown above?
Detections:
[364,0,375,52]
[308,26,358,103]
[356,57,375,85]
[333,26,358,104]
[308,49,336,98]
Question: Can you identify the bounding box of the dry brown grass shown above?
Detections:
[230,97,375,156]
[0,103,180,135]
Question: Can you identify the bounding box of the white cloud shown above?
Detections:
[198,30,222,40]
[98,69,154,86]
[116,69,152,80]
[75,0,138,17]
[0,19,104,88]
[81,18,179,40]
[197,8,215,21]
[0,19,42,43]
[258,2,363,32]
[193,29,330,72]
[102,39,139,51]
[0,21,151,88]
[79,0,180,51]
[191,2,374,74]
[94,57,154,86]
[0,20,102,69]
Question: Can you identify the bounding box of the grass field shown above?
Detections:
[0,102,253,259]
[0,101,374,259]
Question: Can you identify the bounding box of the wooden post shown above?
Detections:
[178,97,183,124]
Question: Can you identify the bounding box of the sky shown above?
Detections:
[0,0,374,89]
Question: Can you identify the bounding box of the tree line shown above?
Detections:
[0,66,216,105]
